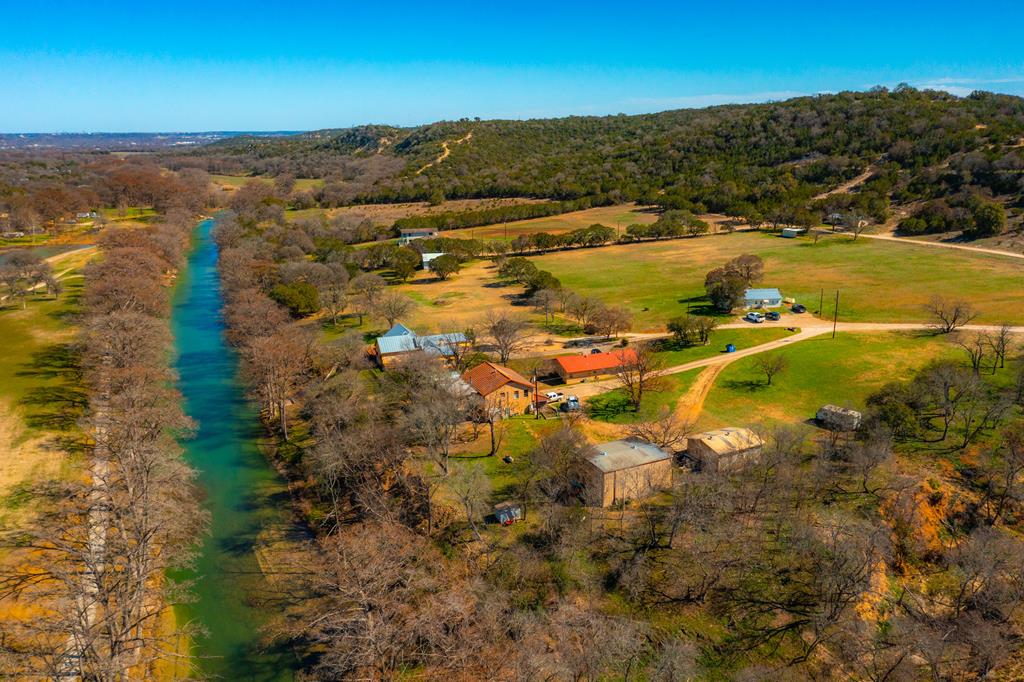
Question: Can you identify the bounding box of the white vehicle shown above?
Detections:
[744,312,765,323]
[545,391,565,401]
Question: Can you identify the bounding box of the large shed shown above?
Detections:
[583,439,672,507]
[816,404,862,431]
[686,427,763,472]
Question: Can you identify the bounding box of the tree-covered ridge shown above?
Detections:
[193,88,1024,217]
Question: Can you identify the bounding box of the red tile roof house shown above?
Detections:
[462,361,536,417]
[553,348,638,383]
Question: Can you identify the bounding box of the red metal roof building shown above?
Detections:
[553,348,638,382]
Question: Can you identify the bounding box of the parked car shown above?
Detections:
[545,391,564,401]
[590,347,603,354]
[792,304,807,313]
[744,312,765,323]
[766,311,781,321]
[561,396,582,412]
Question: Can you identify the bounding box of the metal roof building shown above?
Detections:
[584,439,672,507]
[743,288,783,308]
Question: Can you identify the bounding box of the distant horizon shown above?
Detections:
[4,1,1023,132]
[4,84,1023,136]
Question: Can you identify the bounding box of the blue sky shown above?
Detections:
[4,0,1023,132]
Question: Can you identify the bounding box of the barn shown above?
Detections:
[583,439,672,507]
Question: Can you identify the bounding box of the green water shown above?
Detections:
[171,219,300,679]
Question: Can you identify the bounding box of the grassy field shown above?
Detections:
[438,203,659,241]
[588,370,701,424]
[697,331,960,430]
[0,270,88,526]
[285,197,542,226]
[532,231,1024,329]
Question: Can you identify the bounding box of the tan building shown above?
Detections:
[686,427,763,472]
[462,361,535,417]
[583,439,672,507]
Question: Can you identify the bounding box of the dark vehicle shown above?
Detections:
[590,347,602,354]
[792,304,807,313]
[766,311,781,321]
[561,396,582,412]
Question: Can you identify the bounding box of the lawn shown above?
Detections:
[587,369,702,424]
[534,231,1024,329]
[441,203,658,241]
[653,327,796,366]
[697,331,961,430]
[0,275,87,507]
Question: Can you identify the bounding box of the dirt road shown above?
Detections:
[416,132,473,175]
[857,231,1024,261]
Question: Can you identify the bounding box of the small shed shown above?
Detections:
[816,405,862,431]
[583,439,672,507]
[744,288,783,308]
[420,252,445,268]
[493,501,524,525]
[686,427,763,472]
[781,227,805,238]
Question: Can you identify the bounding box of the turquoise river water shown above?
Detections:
[170,218,300,679]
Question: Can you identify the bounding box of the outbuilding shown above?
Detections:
[398,227,439,245]
[781,227,805,238]
[744,288,783,308]
[583,439,672,507]
[686,427,763,472]
[816,404,862,431]
[554,348,637,383]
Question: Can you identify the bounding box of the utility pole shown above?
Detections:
[832,290,840,339]
[818,288,824,317]
[533,370,540,419]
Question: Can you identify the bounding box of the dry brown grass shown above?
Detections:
[286,197,543,226]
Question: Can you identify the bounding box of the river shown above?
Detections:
[171,218,300,679]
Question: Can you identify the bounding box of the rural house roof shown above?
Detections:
[462,361,532,397]
[587,439,671,473]
[690,427,763,456]
[555,348,638,375]
[744,288,783,300]
[375,324,468,357]
[381,322,415,337]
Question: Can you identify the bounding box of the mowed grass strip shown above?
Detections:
[534,232,1024,328]
[440,203,658,241]
[697,331,960,430]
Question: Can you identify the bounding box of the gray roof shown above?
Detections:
[376,328,467,357]
[586,439,671,473]
[744,287,783,300]
[381,323,415,338]
[376,334,418,355]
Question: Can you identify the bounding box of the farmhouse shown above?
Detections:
[554,348,637,383]
[686,427,763,471]
[744,287,783,308]
[583,439,672,507]
[816,404,863,431]
[462,361,535,417]
[374,322,469,368]
[398,227,439,245]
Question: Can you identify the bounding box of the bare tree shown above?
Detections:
[756,352,788,386]
[530,288,559,324]
[243,327,312,440]
[319,262,350,326]
[448,464,491,543]
[957,332,989,375]
[988,323,1013,370]
[626,405,692,451]
[373,290,415,327]
[925,295,977,334]
[591,305,633,339]
[483,310,529,364]
[349,272,386,325]
[614,343,665,411]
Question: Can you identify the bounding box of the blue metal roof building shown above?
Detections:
[375,323,468,366]
[743,287,783,308]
